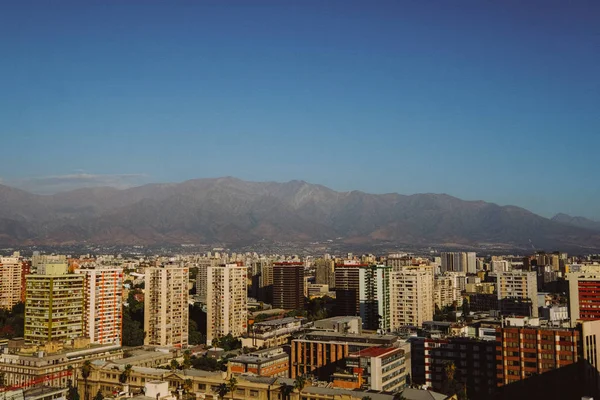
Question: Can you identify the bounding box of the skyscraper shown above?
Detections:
[144,263,189,348]
[24,263,84,344]
[76,266,123,345]
[272,262,305,310]
[440,252,476,274]
[206,263,248,345]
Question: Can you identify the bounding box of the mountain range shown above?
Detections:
[1,177,599,252]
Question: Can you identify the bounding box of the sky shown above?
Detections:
[1,1,599,219]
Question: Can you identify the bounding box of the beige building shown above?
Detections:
[0,255,22,310]
[144,264,189,348]
[24,263,85,345]
[76,266,124,345]
[496,271,538,317]
[390,266,434,329]
[434,275,462,309]
[207,263,248,345]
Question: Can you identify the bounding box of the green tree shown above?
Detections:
[215,383,229,400]
[183,379,194,400]
[182,350,192,370]
[280,383,294,400]
[81,360,92,400]
[119,364,132,385]
[67,379,80,400]
[294,375,307,394]
[227,376,237,400]
[170,359,180,371]
[93,390,103,400]
[122,308,145,346]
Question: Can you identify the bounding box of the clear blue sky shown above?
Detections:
[1,1,599,219]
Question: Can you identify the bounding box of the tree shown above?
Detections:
[183,379,194,400]
[122,308,145,346]
[183,350,192,370]
[215,383,229,400]
[227,376,237,400]
[93,390,103,400]
[294,375,307,394]
[67,379,80,400]
[462,299,470,318]
[119,364,132,385]
[280,383,294,400]
[170,359,180,371]
[81,361,92,400]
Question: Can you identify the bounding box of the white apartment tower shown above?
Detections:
[497,271,538,317]
[76,266,123,345]
[206,263,248,346]
[144,264,189,348]
[0,255,22,310]
[390,266,434,329]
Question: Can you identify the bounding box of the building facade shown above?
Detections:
[390,266,434,329]
[496,271,538,317]
[144,264,189,348]
[568,270,600,323]
[0,255,23,310]
[76,266,123,345]
[272,262,305,310]
[24,263,85,345]
[206,263,248,345]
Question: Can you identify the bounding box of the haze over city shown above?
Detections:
[1,1,599,219]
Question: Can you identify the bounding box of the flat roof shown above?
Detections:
[351,346,403,358]
[254,317,303,326]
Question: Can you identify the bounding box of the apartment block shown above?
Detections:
[567,270,600,323]
[0,255,23,310]
[242,317,305,349]
[272,262,305,310]
[423,337,497,399]
[76,266,123,345]
[332,346,406,392]
[144,263,189,348]
[496,271,538,317]
[24,263,84,345]
[496,325,580,387]
[390,266,434,329]
[206,263,247,345]
[440,252,476,274]
[434,275,462,309]
[335,264,392,331]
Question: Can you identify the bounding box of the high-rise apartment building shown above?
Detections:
[434,275,462,309]
[390,266,434,329]
[258,262,274,304]
[144,263,189,348]
[315,258,335,288]
[496,271,538,317]
[567,270,600,323]
[440,252,476,274]
[24,263,84,344]
[272,262,305,310]
[206,263,247,346]
[0,255,23,310]
[334,264,392,331]
[76,266,123,345]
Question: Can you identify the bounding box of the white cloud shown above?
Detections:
[9,173,149,194]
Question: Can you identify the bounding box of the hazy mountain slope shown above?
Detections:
[552,213,600,232]
[0,178,599,250]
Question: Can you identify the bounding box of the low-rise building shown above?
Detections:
[242,317,306,349]
[228,347,289,377]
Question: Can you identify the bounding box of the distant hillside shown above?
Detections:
[552,213,600,232]
[0,177,599,251]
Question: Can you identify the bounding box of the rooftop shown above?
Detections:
[253,317,304,326]
[351,346,403,358]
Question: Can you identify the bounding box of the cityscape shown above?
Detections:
[1,2,599,400]
[2,249,600,400]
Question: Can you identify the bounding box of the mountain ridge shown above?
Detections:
[0,178,599,251]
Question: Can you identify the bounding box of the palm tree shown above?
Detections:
[226,376,237,400]
[215,383,229,400]
[293,375,307,395]
[182,379,193,400]
[80,361,92,400]
[280,383,294,400]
